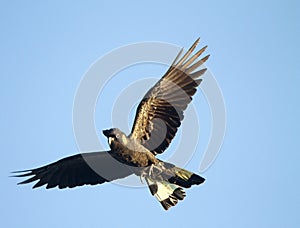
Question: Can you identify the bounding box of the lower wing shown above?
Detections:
[12,151,133,189]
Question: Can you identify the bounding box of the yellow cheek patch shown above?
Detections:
[122,135,127,145]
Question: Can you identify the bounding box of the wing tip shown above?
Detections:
[190,173,205,185]
[202,54,210,62]
[11,169,32,174]
[194,37,200,45]
[10,170,34,178]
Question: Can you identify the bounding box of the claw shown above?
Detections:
[148,164,154,176]
[140,175,144,184]
[139,168,148,184]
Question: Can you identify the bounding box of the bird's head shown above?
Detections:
[102,128,127,146]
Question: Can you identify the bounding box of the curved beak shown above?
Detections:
[102,129,111,137]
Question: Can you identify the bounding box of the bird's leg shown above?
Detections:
[148,164,163,179]
[139,175,144,184]
[139,162,165,183]
[139,164,157,183]
[139,166,151,184]
[148,164,155,177]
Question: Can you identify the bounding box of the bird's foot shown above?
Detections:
[140,163,164,183]
[139,167,150,183]
[148,164,163,179]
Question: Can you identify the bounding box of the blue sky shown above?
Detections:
[1,1,300,227]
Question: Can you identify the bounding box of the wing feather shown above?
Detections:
[130,38,209,154]
[12,151,133,189]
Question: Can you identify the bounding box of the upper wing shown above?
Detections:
[12,151,133,189]
[130,38,209,155]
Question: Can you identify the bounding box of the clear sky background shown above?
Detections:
[1,1,299,227]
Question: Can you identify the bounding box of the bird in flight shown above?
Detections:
[13,38,209,210]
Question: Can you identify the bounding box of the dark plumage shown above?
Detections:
[13,152,133,189]
[13,38,209,210]
[130,38,209,155]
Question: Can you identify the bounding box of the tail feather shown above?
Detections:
[145,177,186,210]
[145,164,205,210]
[163,163,205,188]
[168,172,205,188]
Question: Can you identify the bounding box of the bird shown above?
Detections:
[13,38,209,210]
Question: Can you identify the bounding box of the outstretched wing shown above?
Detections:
[130,38,209,155]
[12,151,133,189]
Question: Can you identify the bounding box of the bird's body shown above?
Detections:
[105,128,158,169]
[13,38,209,210]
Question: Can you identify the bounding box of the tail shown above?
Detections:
[165,164,205,188]
[145,177,186,210]
[145,164,205,210]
